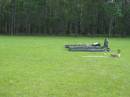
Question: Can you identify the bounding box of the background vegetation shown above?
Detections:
[0,0,130,36]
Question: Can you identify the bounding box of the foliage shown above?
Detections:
[0,0,130,36]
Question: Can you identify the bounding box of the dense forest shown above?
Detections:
[0,0,130,36]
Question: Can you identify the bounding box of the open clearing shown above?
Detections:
[0,36,130,97]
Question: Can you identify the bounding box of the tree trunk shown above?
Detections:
[11,0,16,35]
[108,17,114,37]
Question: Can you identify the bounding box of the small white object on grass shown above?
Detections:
[82,56,108,58]
[83,49,121,58]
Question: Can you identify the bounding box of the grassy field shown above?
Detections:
[0,36,130,97]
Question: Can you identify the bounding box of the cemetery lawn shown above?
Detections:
[0,36,130,97]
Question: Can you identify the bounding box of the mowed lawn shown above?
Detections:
[0,36,130,97]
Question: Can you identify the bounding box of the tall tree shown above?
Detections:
[11,0,16,35]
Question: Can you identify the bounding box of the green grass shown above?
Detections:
[0,36,130,97]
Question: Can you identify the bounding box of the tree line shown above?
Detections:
[0,0,130,36]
